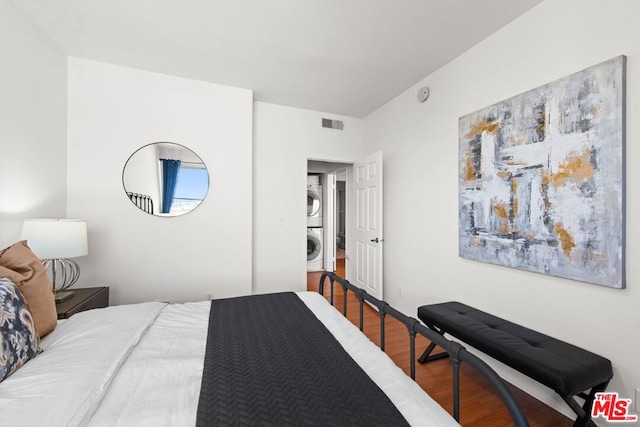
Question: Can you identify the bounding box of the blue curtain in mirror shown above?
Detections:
[161,159,181,213]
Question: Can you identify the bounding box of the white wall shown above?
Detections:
[67,58,253,304]
[252,102,364,294]
[364,0,639,419]
[0,0,67,248]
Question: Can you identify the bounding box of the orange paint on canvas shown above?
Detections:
[492,202,509,219]
[537,111,547,138]
[470,236,483,246]
[554,223,575,258]
[506,160,527,166]
[540,171,553,212]
[465,120,498,138]
[511,180,519,217]
[464,149,476,182]
[492,202,510,233]
[550,150,594,187]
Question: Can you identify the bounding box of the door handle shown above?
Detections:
[371,238,379,243]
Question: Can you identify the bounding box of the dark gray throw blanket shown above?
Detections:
[196,292,410,426]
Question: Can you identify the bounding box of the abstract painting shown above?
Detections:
[458,56,626,288]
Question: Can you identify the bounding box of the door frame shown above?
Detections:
[307,154,382,294]
[307,160,353,280]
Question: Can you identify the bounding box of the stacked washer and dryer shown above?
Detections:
[307,175,323,271]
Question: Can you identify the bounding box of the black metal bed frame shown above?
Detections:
[127,192,154,214]
[319,271,529,427]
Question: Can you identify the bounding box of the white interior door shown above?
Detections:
[353,151,383,300]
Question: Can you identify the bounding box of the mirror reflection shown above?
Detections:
[122,142,209,216]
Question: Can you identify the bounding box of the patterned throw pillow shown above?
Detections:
[0,277,39,383]
[0,241,57,338]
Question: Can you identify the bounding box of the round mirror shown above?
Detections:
[122,142,209,216]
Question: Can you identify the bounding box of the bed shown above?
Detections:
[0,270,529,426]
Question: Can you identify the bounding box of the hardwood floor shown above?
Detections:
[307,262,571,426]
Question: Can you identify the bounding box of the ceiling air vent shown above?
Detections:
[322,118,344,130]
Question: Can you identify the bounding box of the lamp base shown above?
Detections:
[54,290,75,304]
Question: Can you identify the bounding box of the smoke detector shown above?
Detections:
[417,86,430,103]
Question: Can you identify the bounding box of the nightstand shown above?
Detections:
[56,287,109,319]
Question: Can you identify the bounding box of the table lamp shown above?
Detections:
[21,219,88,303]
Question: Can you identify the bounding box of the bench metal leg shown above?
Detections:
[561,380,610,427]
[417,326,449,363]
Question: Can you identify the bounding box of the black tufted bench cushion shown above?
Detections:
[417,302,613,426]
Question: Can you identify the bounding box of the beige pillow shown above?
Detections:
[0,241,57,338]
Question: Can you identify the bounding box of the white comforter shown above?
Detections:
[0,292,457,427]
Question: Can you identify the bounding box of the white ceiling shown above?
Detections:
[11,0,543,118]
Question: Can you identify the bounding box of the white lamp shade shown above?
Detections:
[20,219,88,259]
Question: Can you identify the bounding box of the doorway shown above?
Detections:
[307,160,351,279]
[307,152,383,300]
[307,151,384,300]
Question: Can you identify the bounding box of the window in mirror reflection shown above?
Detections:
[170,165,209,214]
[123,142,209,217]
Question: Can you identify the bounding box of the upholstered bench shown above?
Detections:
[417,302,613,427]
